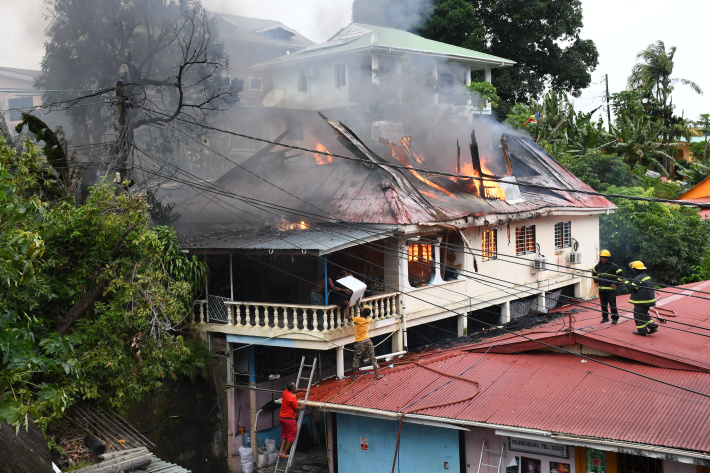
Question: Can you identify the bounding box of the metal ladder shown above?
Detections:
[274,356,318,473]
[476,438,505,473]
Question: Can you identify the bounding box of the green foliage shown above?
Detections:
[15,113,69,193]
[506,90,611,158]
[0,138,210,431]
[468,81,499,111]
[555,150,631,192]
[600,186,710,286]
[418,0,484,51]
[421,0,598,118]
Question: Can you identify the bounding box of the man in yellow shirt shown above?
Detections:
[345,300,382,381]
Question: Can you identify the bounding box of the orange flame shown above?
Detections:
[459,162,505,200]
[314,142,332,164]
[281,220,308,231]
[409,168,456,198]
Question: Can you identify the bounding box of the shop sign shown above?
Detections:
[509,437,568,458]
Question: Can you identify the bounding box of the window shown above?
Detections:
[617,453,663,473]
[482,229,497,261]
[515,225,536,255]
[408,244,434,287]
[8,96,33,121]
[298,69,309,92]
[438,72,454,89]
[335,64,347,88]
[554,221,572,249]
[249,77,263,91]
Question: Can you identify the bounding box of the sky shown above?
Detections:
[1,0,708,121]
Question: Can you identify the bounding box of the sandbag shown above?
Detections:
[240,461,255,473]
[264,438,277,453]
[257,450,269,469]
[267,451,279,466]
[238,446,254,464]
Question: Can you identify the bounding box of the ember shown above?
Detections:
[281,220,308,230]
[313,142,332,164]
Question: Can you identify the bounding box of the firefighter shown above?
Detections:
[592,250,623,324]
[624,261,659,336]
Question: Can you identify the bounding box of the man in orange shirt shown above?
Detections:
[345,300,383,381]
[278,382,304,459]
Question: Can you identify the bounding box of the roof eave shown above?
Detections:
[304,401,710,465]
[251,44,514,70]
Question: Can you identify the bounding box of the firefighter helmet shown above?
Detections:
[629,261,646,270]
[600,250,611,257]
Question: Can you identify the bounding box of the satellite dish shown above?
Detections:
[263,89,284,107]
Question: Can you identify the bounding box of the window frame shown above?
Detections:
[515,225,536,256]
[298,69,309,92]
[248,77,263,91]
[554,221,572,249]
[482,229,498,261]
[335,63,347,88]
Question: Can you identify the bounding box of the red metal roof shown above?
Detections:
[466,280,710,372]
[306,281,710,454]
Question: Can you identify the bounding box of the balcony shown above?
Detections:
[192,292,401,347]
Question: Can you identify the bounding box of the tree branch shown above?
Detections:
[56,224,137,336]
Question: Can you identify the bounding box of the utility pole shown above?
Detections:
[115,81,129,183]
[605,74,612,132]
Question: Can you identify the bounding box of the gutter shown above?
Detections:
[305,402,710,466]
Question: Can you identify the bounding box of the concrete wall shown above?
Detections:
[335,413,460,473]
[403,213,602,323]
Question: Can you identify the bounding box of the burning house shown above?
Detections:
[171,107,614,466]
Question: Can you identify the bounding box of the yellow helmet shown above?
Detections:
[362,304,372,311]
[629,261,646,270]
[600,250,611,257]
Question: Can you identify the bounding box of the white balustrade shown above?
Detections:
[201,293,401,337]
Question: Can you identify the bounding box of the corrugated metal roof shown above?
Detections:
[252,23,515,69]
[305,281,710,454]
[465,281,710,372]
[307,351,710,453]
[182,223,396,253]
[173,113,614,242]
[146,455,191,473]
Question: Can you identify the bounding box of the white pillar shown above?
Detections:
[432,236,444,284]
[229,254,234,301]
[457,314,466,337]
[501,300,511,324]
[336,346,345,379]
[401,243,411,291]
[465,67,472,86]
[537,292,548,314]
[371,53,379,84]
[484,67,492,83]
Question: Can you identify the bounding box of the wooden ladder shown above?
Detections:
[477,438,505,473]
[274,356,317,473]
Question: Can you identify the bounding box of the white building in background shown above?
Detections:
[0,66,41,133]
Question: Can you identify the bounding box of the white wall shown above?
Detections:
[403,213,601,322]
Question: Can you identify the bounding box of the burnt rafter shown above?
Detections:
[318,112,444,220]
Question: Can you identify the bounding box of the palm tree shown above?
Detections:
[627,41,703,174]
[628,40,702,107]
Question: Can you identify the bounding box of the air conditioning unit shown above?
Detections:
[568,251,583,265]
[303,67,316,78]
[531,257,547,273]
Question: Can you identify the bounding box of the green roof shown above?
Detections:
[252,23,514,69]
